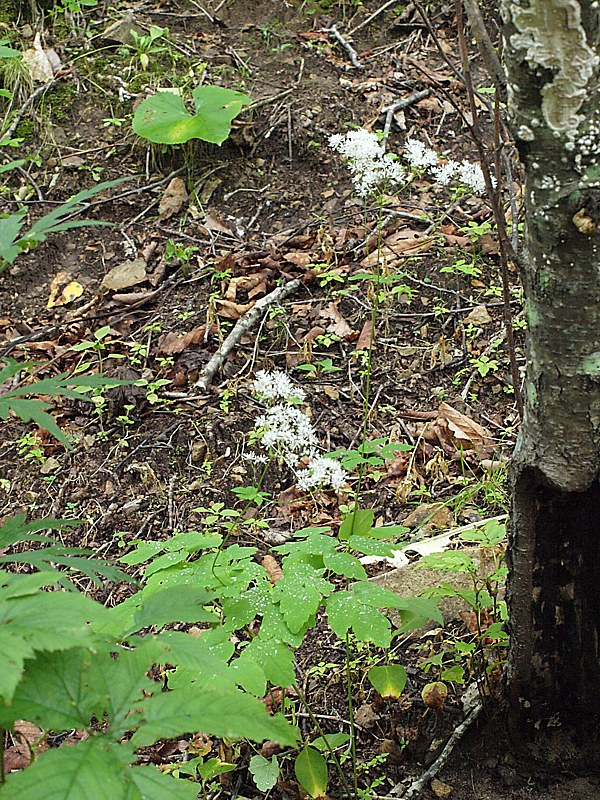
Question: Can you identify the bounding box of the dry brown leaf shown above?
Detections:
[464,305,492,326]
[101,258,147,292]
[47,272,84,308]
[261,555,284,584]
[3,743,30,773]
[320,302,354,339]
[214,298,254,319]
[13,721,43,745]
[203,210,234,235]
[322,384,339,400]
[285,251,315,268]
[158,177,188,220]
[422,681,448,709]
[112,288,161,304]
[300,325,326,343]
[431,778,453,798]
[437,402,494,458]
[158,326,207,355]
[225,270,271,301]
[23,33,61,82]
[355,319,372,351]
[360,229,431,266]
[354,703,380,728]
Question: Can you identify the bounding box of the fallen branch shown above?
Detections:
[393,702,483,797]
[195,278,302,390]
[324,24,364,69]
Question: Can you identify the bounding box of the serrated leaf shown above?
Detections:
[0,212,26,264]
[0,738,131,800]
[244,636,296,687]
[133,585,218,629]
[249,754,280,792]
[274,563,332,633]
[133,85,251,145]
[129,766,199,799]
[367,664,407,698]
[323,550,366,580]
[294,747,328,799]
[326,591,392,647]
[0,628,34,702]
[229,654,266,696]
[0,648,105,730]
[339,508,374,540]
[131,685,296,747]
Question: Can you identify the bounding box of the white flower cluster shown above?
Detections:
[296,456,348,492]
[403,139,439,169]
[253,369,306,403]
[432,158,489,194]
[250,370,349,493]
[329,129,405,197]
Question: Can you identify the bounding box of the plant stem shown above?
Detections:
[293,684,354,799]
[345,632,359,799]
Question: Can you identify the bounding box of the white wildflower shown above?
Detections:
[329,129,405,197]
[252,369,306,404]
[243,452,269,464]
[403,139,439,169]
[296,456,349,492]
[432,159,460,185]
[255,404,318,465]
[457,161,487,194]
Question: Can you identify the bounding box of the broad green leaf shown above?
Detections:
[346,535,395,557]
[0,739,132,800]
[249,754,280,792]
[0,159,26,174]
[419,551,478,574]
[129,766,199,799]
[131,686,297,747]
[239,636,296,687]
[0,647,106,729]
[310,733,350,751]
[0,212,26,264]
[274,563,332,633]
[339,508,374,539]
[323,550,367,579]
[294,747,328,799]
[0,45,22,58]
[193,757,236,781]
[133,85,251,145]
[229,654,266,696]
[367,664,407,698]
[133,585,218,629]
[0,628,34,702]
[326,591,392,647]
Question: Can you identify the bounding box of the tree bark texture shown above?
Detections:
[502,0,600,741]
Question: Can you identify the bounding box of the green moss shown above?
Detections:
[44,81,78,123]
[14,119,34,138]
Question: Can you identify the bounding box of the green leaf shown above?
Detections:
[0,737,132,800]
[193,757,236,781]
[323,550,367,580]
[0,45,22,58]
[0,212,26,264]
[132,686,297,747]
[294,747,328,799]
[367,664,407,698]
[274,563,332,633]
[243,636,296,687]
[228,654,266,696]
[249,754,280,792]
[129,766,199,799]
[0,628,34,702]
[132,85,251,145]
[133,585,218,629]
[326,590,392,647]
[0,648,105,730]
[339,508,374,539]
[310,733,350,751]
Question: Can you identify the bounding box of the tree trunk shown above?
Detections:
[503,0,600,747]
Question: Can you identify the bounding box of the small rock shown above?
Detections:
[40,457,61,475]
[431,778,453,798]
[464,304,492,326]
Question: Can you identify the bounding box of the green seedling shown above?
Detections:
[133,85,251,146]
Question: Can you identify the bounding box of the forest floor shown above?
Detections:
[0,0,598,798]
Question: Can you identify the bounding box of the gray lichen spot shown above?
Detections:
[517,124,536,141]
[526,299,539,327]
[510,0,599,136]
[526,380,538,407]
[578,351,600,375]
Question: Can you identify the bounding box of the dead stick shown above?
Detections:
[393,702,483,797]
[324,24,364,69]
[195,278,302,390]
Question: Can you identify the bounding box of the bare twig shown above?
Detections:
[381,89,431,148]
[0,79,59,147]
[349,0,398,36]
[393,702,483,797]
[324,24,364,69]
[462,0,505,91]
[195,279,302,390]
